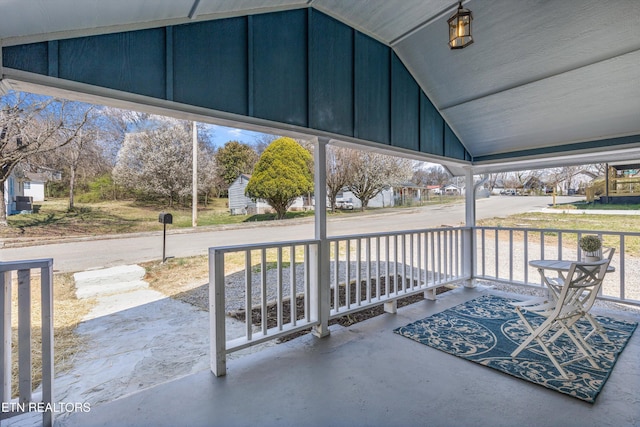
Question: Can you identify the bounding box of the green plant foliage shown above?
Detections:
[215,140,258,186]
[245,137,313,220]
[579,235,602,252]
[77,174,119,203]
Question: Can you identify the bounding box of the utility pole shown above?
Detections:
[192,121,198,227]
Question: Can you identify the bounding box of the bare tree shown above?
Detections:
[346,150,413,211]
[0,92,92,224]
[486,172,507,193]
[252,133,277,156]
[326,146,352,212]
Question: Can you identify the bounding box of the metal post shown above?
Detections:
[162,223,167,263]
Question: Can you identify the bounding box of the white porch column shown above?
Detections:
[311,137,330,337]
[463,168,477,288]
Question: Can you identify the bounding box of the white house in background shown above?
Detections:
[339,187,394,209]
[442,184,464,196]
[23,172,48,201]
[4,165,61,215]
[228,174,307,215]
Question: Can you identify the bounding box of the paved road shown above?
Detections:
[0,196,576,273]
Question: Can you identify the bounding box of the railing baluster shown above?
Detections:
[346,239,351,309]
[277,247,283,331]
[366,237,372,303]
[17,269,32,403]
[481,228,486,277]
[416,232,421,289]
[356,239,362,306]
[494,229,499,279]
[558,231,563,259]
[509,230,514,282]
[290,245,296,327]
[620,234,626,300]
[437,231,442,283]
[261,250,267,335]
[401,234,406,293]
[385,235,390,297]
[376,237,381,301]
[304,245,311,322]
[393,235,398,295]
[430,232,435,286]
[333,241,339,313]
[454,229,459,278]
[245,251,252,340]
[448,230,453,281]
[422,231,428,287]
[524,230,529,284]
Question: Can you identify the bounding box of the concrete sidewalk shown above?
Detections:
[540,207,640,215]
[3,265,267,427]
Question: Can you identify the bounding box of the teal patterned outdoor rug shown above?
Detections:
[394,294,637,403]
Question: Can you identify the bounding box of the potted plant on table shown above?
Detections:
[579,235,602,262]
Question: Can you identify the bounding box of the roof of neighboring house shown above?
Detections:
[25,172,49,182]
[228,174,252,190]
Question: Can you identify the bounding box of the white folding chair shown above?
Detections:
[527,248,615,343]
[511,259,610,379]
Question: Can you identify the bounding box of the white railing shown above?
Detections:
[475,227,640,306]
[209,228,469,376]
[209,240,321,376]
[327,228,468,317]
[0,259,54,427]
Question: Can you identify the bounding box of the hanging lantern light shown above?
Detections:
[448,1,473,49]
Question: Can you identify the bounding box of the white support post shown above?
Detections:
[209,248,227,376]
[192,121,198,227]
[40,261,54,427]
[311,137,330,338]
[17,270,32,403]
[1,271,11,404]
[463,168,477,288]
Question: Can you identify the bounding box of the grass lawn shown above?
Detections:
[1,198,316,240]
[477,211,640,258]
[1,196,452,241]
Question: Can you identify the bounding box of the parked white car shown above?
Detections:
[335,198,354,210]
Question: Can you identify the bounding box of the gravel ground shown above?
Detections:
[214,254,640,322]
[222,261,444,312]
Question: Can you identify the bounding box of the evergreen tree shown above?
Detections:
[245,137,313,219]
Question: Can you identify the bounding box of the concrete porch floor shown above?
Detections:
[57,285,640,427]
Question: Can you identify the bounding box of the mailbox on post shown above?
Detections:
[159,212,173,224]
[159,212,173,262]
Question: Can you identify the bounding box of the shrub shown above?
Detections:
[579,235,602,253]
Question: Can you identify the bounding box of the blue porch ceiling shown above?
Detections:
[1,0,639,174]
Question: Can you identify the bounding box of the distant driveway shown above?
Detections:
[0,195,576,273]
